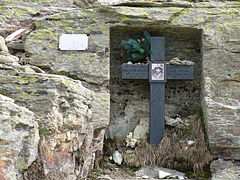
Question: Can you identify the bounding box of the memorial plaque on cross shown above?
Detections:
[122,37,194,145]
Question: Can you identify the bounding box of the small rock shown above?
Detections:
[169,57,182,65]
[165,116,180,127]
[29,65,45,73]
[112,151,123,165]
[0,36,19,63]
[23,66,36,73]
[5,29,29,42]
[96,175,112,180]
[165,116,192,129]
[38,9,54,15]
[127,61,132,64]
[165,116,184,127]
[60,99,71,108]
[178,175,185,179]
[0,36,8,51]
[0,51,19,63]
[185,60,194,65]
[169,57,194,66]
[158,170,171,179]
[133,118,149,140]
[136,166,185,179]
[187,140,195,146]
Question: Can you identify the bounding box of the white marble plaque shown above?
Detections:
[59,34,88,50]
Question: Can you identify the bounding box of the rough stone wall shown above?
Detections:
[0,0,240,179]
[24,10,110,85]
[0,63,109,179]
[0,94,39,180]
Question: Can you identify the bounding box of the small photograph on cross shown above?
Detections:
[150,62,166,82]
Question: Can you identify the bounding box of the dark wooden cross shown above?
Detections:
[122,37,194,145]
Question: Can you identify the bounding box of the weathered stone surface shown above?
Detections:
[0,0,75,7]
[0,35,19,63]
[0,6,35,37]
[0,63,109,179]
[74,0,130,7]
[211,159,240,180]
[0,0,131,7]
[0,94,39,180]
[6,40,25,51]
[109,99,149,139]
[23,10,110,85]
[203,97,240,159]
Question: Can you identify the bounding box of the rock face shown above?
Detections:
[211,159,240,180]
[0,94,39,180]
[74,0,129,7]
[0,0,240,178]
[109,99,149,139]
[0,63,109,179]
[24,10,110,85]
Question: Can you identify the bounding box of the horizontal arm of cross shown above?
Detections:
[122,64,194,80]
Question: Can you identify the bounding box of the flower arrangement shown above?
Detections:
[121,31,151,64]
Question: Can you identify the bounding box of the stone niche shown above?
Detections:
[108,26,202,139]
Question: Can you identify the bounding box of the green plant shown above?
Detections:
[39,128,47,137]
[121,31,151,64]
[179,151,187,159]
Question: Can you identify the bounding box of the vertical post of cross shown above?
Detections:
[149,37,165,145]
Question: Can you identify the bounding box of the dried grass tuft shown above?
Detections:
[124,114,212,173]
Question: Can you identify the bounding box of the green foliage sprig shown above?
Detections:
[121,31,151,64]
